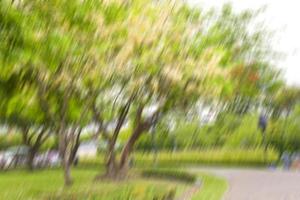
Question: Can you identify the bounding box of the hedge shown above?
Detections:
[142,168,197,183]
[134,148,278,167]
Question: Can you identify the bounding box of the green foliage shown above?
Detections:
[0,133,92,151]
[267,105,300,154]
[131,111,296,152]
[103,2,128,25]
[173,121,201,149]
[0,134,22,150]
[79,148,278,168]
[224,114,262,148]
[0,0,296,189]
[135,149,278,167]
[135,131,174,151]
[134,113,265,151]
[142,168,197,183]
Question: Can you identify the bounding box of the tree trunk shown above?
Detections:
[105,154,118,178]
[101,95,134,179]
[119,147,131,176]
[63,159,73,186]
[27,148,37,170]
[119,123,147,176]
[58,128,72,186]
[118,106,159,177]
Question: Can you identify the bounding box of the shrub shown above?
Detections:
[142,168,197,183]
[0,134,22,150]
[79,148,278,169]
[135,148,278,167]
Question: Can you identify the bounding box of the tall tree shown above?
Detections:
[90,1,278,178]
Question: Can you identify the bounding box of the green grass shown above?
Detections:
[80,148,278,169]
[0,152,232,200]
[192,172,227,200]
[134,148,278,167]
[0,168,189,200]
[0,167,227,200]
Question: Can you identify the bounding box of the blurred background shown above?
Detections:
[0,0,299,199]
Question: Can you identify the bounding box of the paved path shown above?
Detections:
[193,167,300,200]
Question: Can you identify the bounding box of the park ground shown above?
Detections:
[0,167,226,200]
[0,149,299,200]
[2,150,300,200]
[1,165,300,200]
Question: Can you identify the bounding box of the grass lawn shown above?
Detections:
[192,172,227,200]
[0,168,188,200]
[0,167,227,200]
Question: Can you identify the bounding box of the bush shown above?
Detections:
[142,168,197,183]
[79,148,278,169]
[224,115,263,148]
[0,134,22,150]
[135,148,278,167]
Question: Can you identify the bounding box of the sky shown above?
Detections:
[188,0,300,86]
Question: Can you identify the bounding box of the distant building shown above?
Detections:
[77,141,98,158]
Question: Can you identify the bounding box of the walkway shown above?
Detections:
[197,167,300,200]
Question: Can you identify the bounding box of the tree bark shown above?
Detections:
[118,106,160,177]
[63,158,73,186]
[58,128,71,186]
[27,147,37,170]
[105,154,118,178]
[60,128,82,186]
[119,123,146,172]
[102,94,134,178]
[22,127,49,171]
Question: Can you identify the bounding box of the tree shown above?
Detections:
[0,0,286,183]
[0,1,53,170]
[268,87,300,159]
[90,2,278,178]
[0,0,104,185]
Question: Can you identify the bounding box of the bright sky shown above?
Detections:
[188,0,300,86]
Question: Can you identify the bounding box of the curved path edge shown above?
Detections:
[191,167,300,200]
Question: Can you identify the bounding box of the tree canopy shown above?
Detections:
[1,0,298,185]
